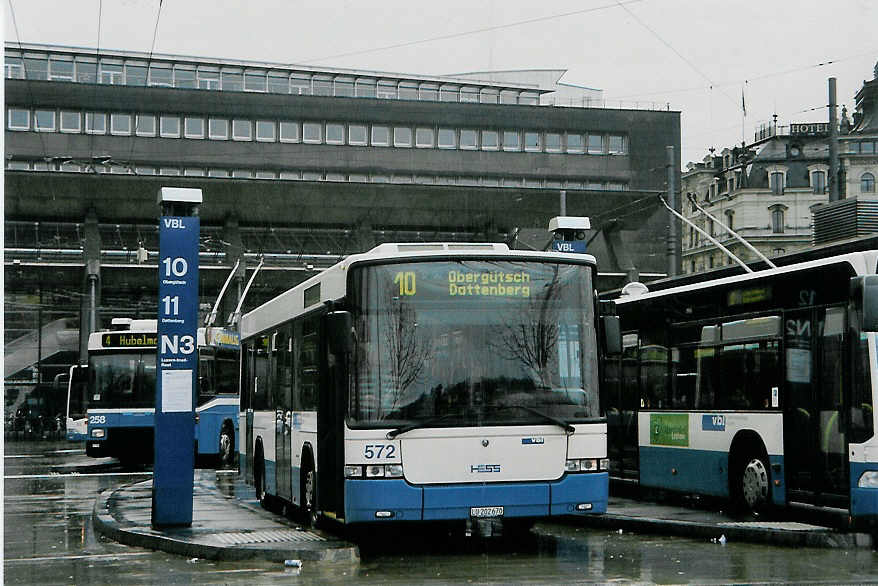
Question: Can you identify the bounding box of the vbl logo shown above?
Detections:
[163,218,187,229]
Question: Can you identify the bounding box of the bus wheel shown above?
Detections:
[255,450,267,508]
[301,461,318,528]
[738,454,770,515]
[218,425,235,469]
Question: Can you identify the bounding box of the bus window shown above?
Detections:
[640,344,670,409]
[694,346,718,409]
[240,343,253,411]
[720,340,780,409]
[298,317,320,411]
[199,349,216,399]
[252,335,271,410]
[214,350,240,395]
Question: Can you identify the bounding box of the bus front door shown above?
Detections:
[783,307,849,503]
[275,327,294,502]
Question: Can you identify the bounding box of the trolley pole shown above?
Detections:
[152,187,202,528]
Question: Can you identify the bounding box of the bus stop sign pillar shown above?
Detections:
[152,187,202,528]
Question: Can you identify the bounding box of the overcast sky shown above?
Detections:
[5,0,877,165]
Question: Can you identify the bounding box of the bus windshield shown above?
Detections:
[89,351,156,409]
[348,259,600,428]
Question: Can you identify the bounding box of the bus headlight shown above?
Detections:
[566,458,604,473]
[344,464,404,479]
[858,471,878,488]
[91,428,105,438]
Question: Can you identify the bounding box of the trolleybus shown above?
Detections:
[240,242,618,528]
[85,318,241,466]
[605,251,878,527]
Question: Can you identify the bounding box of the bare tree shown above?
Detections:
[380,298,433,410]
[489,290,561,388]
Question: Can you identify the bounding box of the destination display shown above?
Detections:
[380,263,560,303]
[100,332,158,348]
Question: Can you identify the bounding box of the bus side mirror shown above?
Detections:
[326,311,353,354]
[852,275,878,332]
[53,373,68,392]
[602,315,622,356]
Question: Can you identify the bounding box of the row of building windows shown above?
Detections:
[848,140,878,155]
[5,52,542,105]
[685,206,789,249]
[6,107,629,155]
[4,159,630,191]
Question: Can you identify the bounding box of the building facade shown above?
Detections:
[4,43,681,402]
[681,125,833,274]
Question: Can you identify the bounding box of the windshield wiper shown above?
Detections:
[487,404,575,435]
[385,411,470,440]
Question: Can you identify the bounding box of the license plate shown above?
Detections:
[470,506,504,518]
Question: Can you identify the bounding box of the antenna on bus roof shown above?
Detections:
[204,259,240,328]
[657,195,753,274]
[227,256,265,327]
[686,193,776,269]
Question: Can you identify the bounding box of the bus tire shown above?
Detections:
[735,451,771,516]
[301,458,318,528]
[218,424,235,469]
[255,445,268,509]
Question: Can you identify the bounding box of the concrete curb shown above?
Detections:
[573,512,873,549]
[92,481,359,563]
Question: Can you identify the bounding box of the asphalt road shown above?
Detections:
[5,440,878,584]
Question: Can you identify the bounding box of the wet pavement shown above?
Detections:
[578,492,870,549]
[93,470,358,562]
[6,440,878,584]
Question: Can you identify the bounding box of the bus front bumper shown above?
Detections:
[344,472,608,524]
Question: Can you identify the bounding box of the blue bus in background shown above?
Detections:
[85,318,240,467]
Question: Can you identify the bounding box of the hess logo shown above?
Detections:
[470,464,501,473]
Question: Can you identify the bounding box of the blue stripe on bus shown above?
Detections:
[640,446,730,497]
[640,446,786,506]
[193,404,238,455]
[343,473,608,524]
[850,461,878,519]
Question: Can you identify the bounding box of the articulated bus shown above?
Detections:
[605,251,878,527]
[85,319,241,466]
[240,242,618,528]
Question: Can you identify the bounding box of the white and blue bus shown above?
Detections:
[85,319,241,466]
[605,251,878,528]
[240,242,618,528]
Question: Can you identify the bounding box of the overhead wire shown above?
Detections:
[126,0,165,169]
[7,0,56,200]
[87,0,103,166]
[606,47,878,102]
[293,0,644,66]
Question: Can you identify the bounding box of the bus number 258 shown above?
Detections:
[364,444,396,459]
[89,415,106,425]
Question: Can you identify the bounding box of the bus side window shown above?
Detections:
[199,349,215,398]
[298,316,320,411]
[252,335,271,411]
[240,343,253,411]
